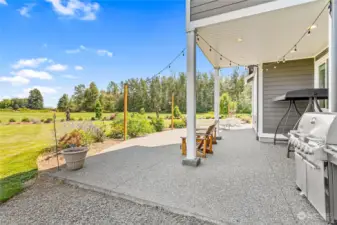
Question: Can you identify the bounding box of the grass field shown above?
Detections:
[0,111,217,123]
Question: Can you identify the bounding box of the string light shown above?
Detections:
[193,1,328,72]
[154,48,185,76]
[276,1,329,64]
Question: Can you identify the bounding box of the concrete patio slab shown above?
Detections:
[52,126,327,225]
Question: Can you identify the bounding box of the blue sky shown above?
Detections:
[0,0,235,107]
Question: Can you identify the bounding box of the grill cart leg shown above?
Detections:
[274,101,292,145]
[287,141,294,158]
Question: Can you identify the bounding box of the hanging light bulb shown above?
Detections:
[274,66,277,69]
[197,35,200,41]
[209,46,212,52]
[229,61,232,66]
[307,29,311,35]
[291,45,297,53]
[169,65,171,69]
[182,52,184,56]
[283,57,286,63]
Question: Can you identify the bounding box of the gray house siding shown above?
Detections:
[263,58,314,134]
[190,0,276,21]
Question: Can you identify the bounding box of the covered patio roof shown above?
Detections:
[196,0,329,67]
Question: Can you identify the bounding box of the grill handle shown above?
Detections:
[303,159,320,170]
[324,147,337,157]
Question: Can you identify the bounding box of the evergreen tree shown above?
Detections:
[95,100,102,119]
[57,94,69,112]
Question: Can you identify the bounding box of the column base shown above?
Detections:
[182,157,201,167]
[216,136,222,140]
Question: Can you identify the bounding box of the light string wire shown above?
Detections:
[154,48,186,76]
[195,0,330,70]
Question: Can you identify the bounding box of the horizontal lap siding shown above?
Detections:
[263,58,314,134]
[190,0,275,21]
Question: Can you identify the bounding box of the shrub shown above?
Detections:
[128,114,154,138]
[59,129,85,149]
[78,117,83,121]
[91,117,96,121]
[60,119,65,122]
[109,121,124,139]
[9,118,16,123]
[91,124,106,142]
[147,116,152,120]
[173,105,182,119]
[139,107,145,115]
[110,113,116,120]
[44,118,53,123]
[70,117,75,121]
[21,117,30,123]
[109,114,154,139]
[171,119,186,128]
[41,119,45,123]
[151,117,165,132]
[102,117,107,121]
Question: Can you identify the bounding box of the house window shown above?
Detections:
[316,57,329,109]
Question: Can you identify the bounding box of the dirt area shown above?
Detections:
[0,176,215,225]
[37,139,122,172]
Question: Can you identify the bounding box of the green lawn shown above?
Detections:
[0,124,54,202]
[0,111,217,124]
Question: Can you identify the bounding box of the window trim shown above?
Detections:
[314,53,329,110]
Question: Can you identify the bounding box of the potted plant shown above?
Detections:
[59,129,92,170]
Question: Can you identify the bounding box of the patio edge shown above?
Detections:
[43,172,226,225]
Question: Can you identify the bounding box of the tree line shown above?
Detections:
[0,69,251,114]
[0,89,44,110]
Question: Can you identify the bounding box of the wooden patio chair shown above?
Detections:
[181,124,215,158]
[196,120,218,144]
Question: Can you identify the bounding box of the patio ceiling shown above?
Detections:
[197,0,329,68]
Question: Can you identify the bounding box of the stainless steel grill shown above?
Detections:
[288,112,337,222]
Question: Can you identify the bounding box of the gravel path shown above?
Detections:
[0,177,215,225]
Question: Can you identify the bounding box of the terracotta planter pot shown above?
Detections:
[62,147,89,170]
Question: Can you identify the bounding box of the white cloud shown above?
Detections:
[62,74,78,79]
[46,0,100,21]
[74,65,83,70]
[11,69,52,80]
[65,45,86,54]
[46,64,68,71]
[18,3,35,17]
[0,76,30,86]
[97,49,113,57]
[12,58,48,69]
[0,0,7,6]
[25,86,57,94]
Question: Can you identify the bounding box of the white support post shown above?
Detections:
[184,29,198,165]
[329,0,337,112]
[214,68,220,137]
